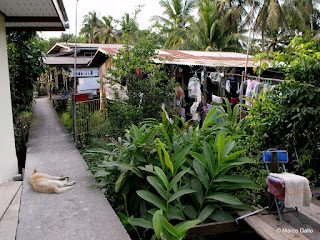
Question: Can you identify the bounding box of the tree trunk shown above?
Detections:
[261,30,265,53]
[310,8,314,32]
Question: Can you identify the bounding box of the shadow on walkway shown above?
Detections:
[16,97,130,240]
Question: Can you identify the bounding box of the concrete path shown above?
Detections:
[16,97,130,240]
[0,181,22,240]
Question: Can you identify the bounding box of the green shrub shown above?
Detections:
[88,105,259,239]
[61,112,73,131]
[246,80,320,181]
[105,31,175,138]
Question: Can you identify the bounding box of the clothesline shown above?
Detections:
[245,74,285,82]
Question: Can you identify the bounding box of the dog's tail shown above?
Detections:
[54,186,74,194]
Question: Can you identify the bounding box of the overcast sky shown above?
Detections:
[39,0,163,39]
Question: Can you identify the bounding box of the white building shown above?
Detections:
[0,0,69,184]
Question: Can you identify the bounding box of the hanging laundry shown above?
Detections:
[225,76,239,100]
[188,75,201,102]
[245,80,258,107]
[190,102,201,121]
[181,108,186,121]
[239,80,248,104]
[201,70,205,84]
[208,72,222,83]
[212,95,222,104]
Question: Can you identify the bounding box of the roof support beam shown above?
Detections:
[5,16,62,23]
[6,27,65,32]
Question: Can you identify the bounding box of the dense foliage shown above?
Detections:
[88,105,259,239]
[7,32,47,171]
[104,32,175,137]
[247,37,320,184]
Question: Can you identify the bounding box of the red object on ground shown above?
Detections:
[76,94,89,102]
[267,175,285,202]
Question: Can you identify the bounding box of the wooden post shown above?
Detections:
[72,0,79,142]
[203,66,207,105]
[245,0,255,77]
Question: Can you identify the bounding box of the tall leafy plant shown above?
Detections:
[90,106,259,239]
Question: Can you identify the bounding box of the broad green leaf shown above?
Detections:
[223,150,246,162]
[142,128,155,143]
[202,107,217,129]
[115,170,129,193]
[154,166,169,190]
[156,138,174,175]
[155,145,164,170]
[176,219,201,236]
[93,170,111,178]
[147,176,167,200]
[206,192,242,205]
[172,144,193,174]
[210,210,234,222]
[190,178,203,205]
[217,133,225,165]
[169,167,190,190]
[168,189,196,203]
[137,190,166,211]
[198,204,216,221]
[99,161,123,167]
[215,182,262,191]
[183,204,197,219]
[161,218,180,238]
[130,151,146,163]
[214,175,251,183]
[138,165,154,174]
[190,152,208,170]
[131,124,143,142]
[87,148,113,155]
[223,141,235,159]
[225,203,254,211]
[159,124,172,149]
[203,142,216,176]
[130,166,144,178]
[167,206,184,221]
[222,157,253,169]
[153,210,163,239]
[202,114,227,130]
[193,160,209,189]
[129,218,153,229]
[232,104,239,124]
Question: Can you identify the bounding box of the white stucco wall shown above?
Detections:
[0,14,18,183]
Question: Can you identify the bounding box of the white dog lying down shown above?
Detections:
[30,169,75,194]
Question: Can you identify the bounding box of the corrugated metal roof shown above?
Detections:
[47,43,123,55]
[47,43,257,68]
[44,56,92,66]
[98,48,256,68]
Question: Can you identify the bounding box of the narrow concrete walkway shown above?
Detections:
[16,97,130,240]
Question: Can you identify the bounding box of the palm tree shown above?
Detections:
[186,0,243,51]
[282,0,320,34]
[80,11,102,43]
[95,16,119,44]
[253,0,288,52]
[152,0,196,49]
